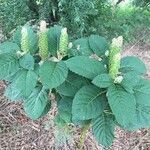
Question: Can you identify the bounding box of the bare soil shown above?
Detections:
[0,29,150,149]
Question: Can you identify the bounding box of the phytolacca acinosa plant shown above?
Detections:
[0,21,149,149]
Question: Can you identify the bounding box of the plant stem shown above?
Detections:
[78,123,91,150]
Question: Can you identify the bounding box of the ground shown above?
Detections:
[0,29,150,149]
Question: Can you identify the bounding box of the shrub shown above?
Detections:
[0,0,98,38]
[0,0,37,36]
[58,0,98,37]
[87,4,150,42]
[1,0,149,43]
[0,21,150,148]
[132,0,150,8]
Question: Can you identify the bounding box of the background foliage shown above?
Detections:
[0,0,149,41]
[0,0,36,35]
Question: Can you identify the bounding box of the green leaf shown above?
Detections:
[92,114,115,148]
[41,100,51,117]
[5,70,38,100]
[66,56,107,80]
[13,26,38,53]
[24,87,50,120]
[0,41,20,54]
[4,84,24,101]
[4,70,23,82]
[4,71,26,101]
[135,105,150,128]
[0,54,19,80]
[57,97,73,123]
[72,85,107,120]
[89,35,109,56]
[24,70,38,97]
[125,105,150,131]
[92,74,113,88]
[134,79,150,94]
[19,53,34,70]
[24,26,38,53]
[120,56,147,74]
[70,37,93,56]
[57,72,89,97]
[134,79,150,106]
[121,72,140,93]
[13,27,22,46]
[107,85,136,128]
[54,114,66,127]
[39,60,68,89]
[47,25,62,56]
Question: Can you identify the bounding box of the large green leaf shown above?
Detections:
[24,87,50,120]
[134,79,150,94]
[4,84,25,101]
[66,56,107,80]
[5,70,38,100]
[92,114,115,148]
[125,105,150,131]
[126,79,150,130]
[24,70,38,97]
[134,79,150,106]
[72,85,107,120]
[4,69,23,82]
[41,100,51,117]
[19,53,35,70]
[72,118,91,127]
[120,56,147,74]
[69,37,93,56]
[47,25,62,56]
[39,60,68,89]
[92,74,113,88]
[57,72,89,97]
[89,35,109,56]
[0,41,20,54]
[57,97,73,123]
[25,26,38,53]
[134,105,150,129]
[13,27,22,46]
[54,114,67,127]
[0,54,19,80]
[13,26,38,53]
[121,72,140,93]
[107,85,136,128]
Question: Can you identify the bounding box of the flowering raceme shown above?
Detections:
[109,36,123,79]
